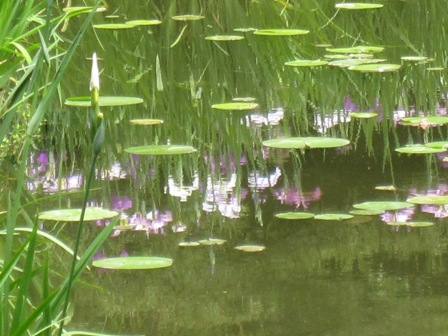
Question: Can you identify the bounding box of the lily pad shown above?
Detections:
[92,256,173,270]
[314,214,353,221]
[211,102,259,110]
[427,67,444,71]
[275,212,315,219]
[349,112,378,119]
[39,208,119,222]
[198,238,227,245]
[65,96,143,107]
[234,245,266,252]
[205,35,244,41]
[329,59,386,67]
[401,56,428,61]
[348,63,401,72]
[349,209,384,216]
[335,3,384,9]
[126,19,162,26]
[285,60,328,67]
[395,145,446,154]
[386,221,407,226]
[406,221,434,227]
[93,23,135,29]
[178,241,201,247]
[326,46,384,54]
[407,195,448,205]
[353,201,413,211]
[233,27,258,32]
[125,145,197,155]
[375,185,396,191]
[171,15,205,21]
[130,119,164,125]
[425,141,448,149]
[232,97,257,102]
[400,116,448,126]
[262,137,350,149]
[254,29,310,36]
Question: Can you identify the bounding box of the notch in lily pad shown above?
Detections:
[262,137,350,149]
[65,96,143,107]
[92,256,173,270]
[353,201,413,211]
[335,3,384,9]
[39,208,119,222]
[275,212,314,219]
[125,145,197,155]
[254,29,310,36]
[212,102,259,111]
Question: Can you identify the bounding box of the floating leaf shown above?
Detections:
[275,212,315,219]
[232,97,257,102]
[262,137,350,149]
[353,201,413,211]
[426,67,444,71]
[126,19,162,26]
[39,208,118,222]
[401,56,428,61]
[92,256,173,270]
[425,141,448,149]
[93,23,135,29]
[375,185,396,191]
[254,29,310,36]
[401,116,448,126]
[407,195,448,205]
[211,102,259,110]
[198,238,227,245]
[395,145,445,154]
[171,15,205,21]
[65,96,143,107]
[233,27,257,32]
[349,209,384,216]
[285,60,328,67]
[314,214,353,221]
[329,59,386,67]
[63,6,107,13]
[178,241,201,247]
[349,63,401,72]
[125,145,197,155]
[386,221,407,226]
[335,3,384,9]
[130,119,164,125]
[349,112,378,119]
[234,245,266,252]
[406,222,434,227]
[326,46,384,53]
[205,35,244,41]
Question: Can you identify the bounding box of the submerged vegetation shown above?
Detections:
[2,0,448,334]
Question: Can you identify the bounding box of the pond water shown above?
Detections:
[24,1,448,335]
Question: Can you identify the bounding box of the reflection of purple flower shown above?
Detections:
[111,196,132,211]
[273,187,321,208]
[381,208,415,223]
[344,96,359,111]
[421,204,448,218]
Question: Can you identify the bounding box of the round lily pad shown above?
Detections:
[275,212,315,219]
[205,35,244,41]
[326,46,384,53]
[375,185,396,191]
[198,238,227,245]
[93,23,135,29]
[314,214,353,221]
[92,256,173,270]
[285,60,328,67]
[233,27,258,32]
[39,208,119,222]
[349,63,401,72]
[425,141,448,149]
[427,67,444,71]
[353,201,413,211]
[130,119,164,125]
[335,3,384,9]
[178,241,201,247]
[232,97,256,102]
[401,56,428,61]
[211,102,259,110]
[400,116,448,126]
[125,145,197,155]
[329,59,386,67]
[349,112,378,119]
[254,29,310,36]
[65,96,143,107]
[234,245,266,252]
[407,195,448,205]
[262,137,350,149]
[171,15,205,21]
[349,209,384,216]
[386,221,407,226]
[126,20,162,26]
[395,145,446,154]
[406,222,434,227]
